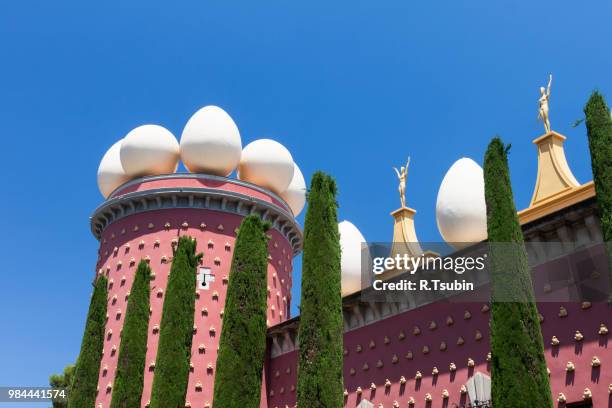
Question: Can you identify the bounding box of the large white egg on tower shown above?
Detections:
[436,157,487,249]
[238,139,294,194]
[339,220,369,297]
[120,125,180,177]
[97,140,131,198]
[180,106,242,176]
[280,162,306,216]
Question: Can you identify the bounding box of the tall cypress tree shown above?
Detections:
[213,215,270,407]
[484,138,552,408]
[69,275,108,408]
[584,91,612,298]
[150,236,202,408]
[110,260,152,408]
[297,171,343,408]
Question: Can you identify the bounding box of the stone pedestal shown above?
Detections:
[518,131,595,224]
[389,207,423,259]
[530,131,579,206]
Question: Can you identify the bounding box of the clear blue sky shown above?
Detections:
[0,0,610,398]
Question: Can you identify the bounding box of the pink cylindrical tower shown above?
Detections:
[90,174,302,408]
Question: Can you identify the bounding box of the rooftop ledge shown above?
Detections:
[90,173,303,255]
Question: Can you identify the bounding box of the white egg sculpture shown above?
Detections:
[436,157,487,249]
[238,139,294,194]
[120,124,180,177]
[97,140,131,198]
[280,163,306,216]
[339,220,369,297]
[180,106,242,176]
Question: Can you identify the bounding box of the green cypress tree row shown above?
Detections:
[110,260,152,408]
[150,236,202,408]
[213,215,270,407]
[484,138,553,408]
[68,275,108,408]
[297,171,344,408]
[584,91,612,298]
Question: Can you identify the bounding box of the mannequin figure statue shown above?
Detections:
[393,157,411,208]
[538,74,553,133]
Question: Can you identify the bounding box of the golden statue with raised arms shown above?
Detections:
[538,74,553,133]
[393,157,411,208]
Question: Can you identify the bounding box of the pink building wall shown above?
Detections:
[92,176,297,408]
[89,174,611,408]
[267,300,611,408]
[266,244,612,408]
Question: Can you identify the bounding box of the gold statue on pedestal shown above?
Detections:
[393,157,410,208]
[538,74,553,133]
[517,74,596,224]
